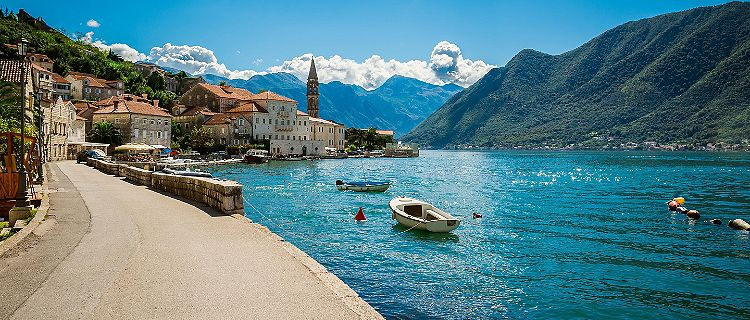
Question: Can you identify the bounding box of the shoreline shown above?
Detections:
[1,161,382,319]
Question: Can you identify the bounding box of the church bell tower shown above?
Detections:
[306,57,319,118]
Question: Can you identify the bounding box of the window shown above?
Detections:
[143,119,147,124]
[239,118,245,126]
[221,128,225,134]
[157,131,162,139]
[134,129,139,138]
[115,118,120,124]
[150,120,154,125]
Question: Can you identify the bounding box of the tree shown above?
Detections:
[88,121,122,147]
[188,126,214,153]
[218,81,227,86]
[147,71,165,91]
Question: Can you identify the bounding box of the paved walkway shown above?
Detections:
[0,161,380,319]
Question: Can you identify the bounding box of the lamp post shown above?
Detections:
[13,37,29,208]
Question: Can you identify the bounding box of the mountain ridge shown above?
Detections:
[403,1,750,149]
[201,72,463,137]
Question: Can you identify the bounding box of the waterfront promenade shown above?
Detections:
[0,161,380,319]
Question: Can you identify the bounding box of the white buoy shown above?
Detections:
[728,219,750,230]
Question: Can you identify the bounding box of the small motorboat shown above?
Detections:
[244,149,269,164]
[336,180,391,192]
[162,167,213,178]
[389,197,460,233]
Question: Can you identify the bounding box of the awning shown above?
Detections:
[114,143,155,152]
[150,145,169,149]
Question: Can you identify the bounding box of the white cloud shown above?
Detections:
[86,19,100,28]
[147,43,262,79]
[77,32,493,88]
[268,41,494,89]
[80,31,146,62]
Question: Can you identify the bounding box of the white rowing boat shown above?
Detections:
[389,197,460,233]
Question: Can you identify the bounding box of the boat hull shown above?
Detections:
[391,210,460,232]
[336,181,391,192]
[243,155,268,164]
[337,184,391,192]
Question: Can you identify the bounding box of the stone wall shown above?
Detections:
[85,159,243,215]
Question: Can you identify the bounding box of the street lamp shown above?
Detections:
[13,37,30,208]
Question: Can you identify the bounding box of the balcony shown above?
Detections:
[275,125,294,132]
[276,111,290,118]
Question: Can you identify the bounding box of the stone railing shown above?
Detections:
[85,159,244,215]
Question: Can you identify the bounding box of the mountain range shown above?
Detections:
[403,1,750,149]
[201,73,463,137]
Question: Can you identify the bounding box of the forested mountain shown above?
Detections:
[403,2,750,149]
[204,73,463,137]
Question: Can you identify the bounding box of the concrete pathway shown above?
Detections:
[0,161,380,319]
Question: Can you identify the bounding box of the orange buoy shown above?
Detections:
[354,207,366,221]
[667,201,679,211]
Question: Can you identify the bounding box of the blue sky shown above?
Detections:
[7,0,737,88]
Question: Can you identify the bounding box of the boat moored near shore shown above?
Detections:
[389,197,460,232]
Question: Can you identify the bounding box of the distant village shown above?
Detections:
[2,42,403,161]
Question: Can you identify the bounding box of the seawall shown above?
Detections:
[86,158,243,215]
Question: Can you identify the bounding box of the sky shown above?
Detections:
[7,0,738,89]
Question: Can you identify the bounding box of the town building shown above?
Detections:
[65,72,124,101]
[249,91,324,156]
[171,105,216,135]
[73,101,98,134]
[41,98,76,161]
[30,63,52,99]
[92,94,172,147]
[51,73,71,101]
[134,61,179,93]
[26,53,53,71]
[133,62,160,75]
[178,83,254,113]
[203,113,253,146]
[311,117,346,151]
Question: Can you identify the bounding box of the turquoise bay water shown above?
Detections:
[210,151,750,319]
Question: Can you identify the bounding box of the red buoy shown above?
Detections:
[354,207,366,221]
[667,201,679,211]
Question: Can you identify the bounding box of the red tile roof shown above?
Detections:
[30,62,51,73]
[51,72,69,84]
[93,94,171,117]
[0,60,30,83]
[197,83,254,101]
[296,110,308,116]
[250,91,296,103]
[310,117,340,126]
[204,113,247,125]
[66,72,122,89]
[179,106,216,116]
[376,130,395,136]
[226,101,267,113]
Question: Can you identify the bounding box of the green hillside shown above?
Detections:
[0,9,177,106]
[403,2,750,149]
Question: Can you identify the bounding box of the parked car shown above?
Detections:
[76,149,106,163]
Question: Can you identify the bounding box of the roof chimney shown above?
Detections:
[114,100,119,108]
[153,99,159,109]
